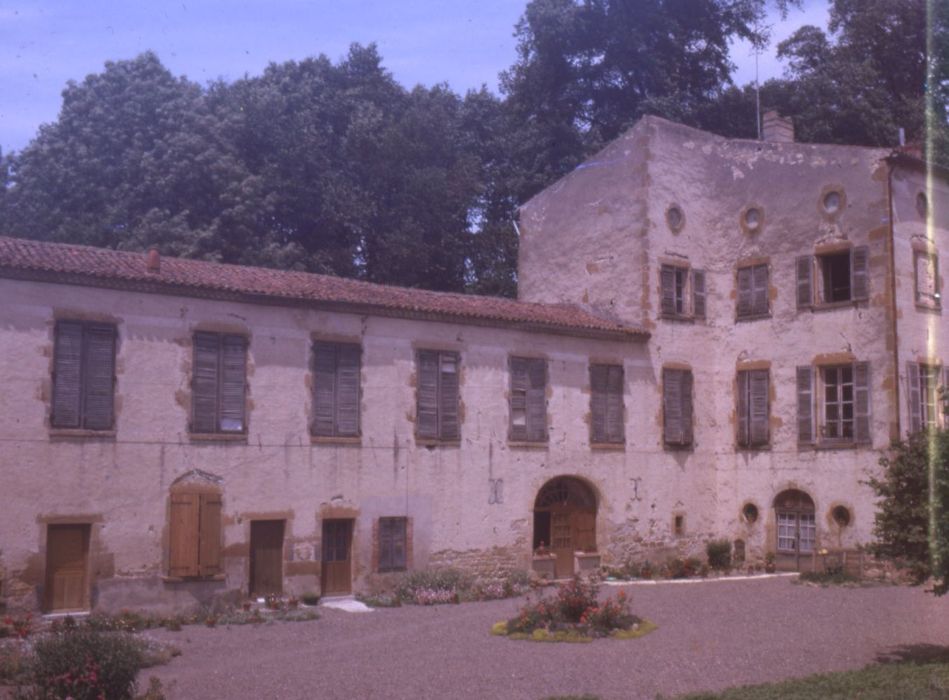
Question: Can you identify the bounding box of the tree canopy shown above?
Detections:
[0,0,943,296]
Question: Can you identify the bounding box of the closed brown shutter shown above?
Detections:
[198,493,223,577]
[737,267,753,318]
[590,364,608,443]
[749,370,769,446]
[168,492,200,577]
[219,335,246,432]
[752,264,769,315]
[797,366,814,444]
[660,266,676,316]
[527,359,547,442]
[378,517,406,572]
[692,269,706,319]
[907,361,922,433]
[416,350,439,439]
[854,361,871,444]
[796,256,813,309]
[605,364,624,443]
[439,352,460,440]
[336,344,361,436]
[312,342,337,436]
[664,369,692,446]
[737,370,750,446]
[52,321,84,428]
[82,324,116,430]
[191,333,221,433]
[509,357,529,441]
[851,246,870,301]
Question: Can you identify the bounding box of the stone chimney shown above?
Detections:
[146,247,161,274]
[762,110,794,143]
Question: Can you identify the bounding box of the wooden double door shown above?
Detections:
[45,524,90,612]
[321,519,353,595]
[250,520,284,596]
[534,508,596,578]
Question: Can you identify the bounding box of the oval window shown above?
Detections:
[666,205,684,232]
[823,191,842,214]
[743,207,762,232]
[742,502,759,524]
[831,505,851,527]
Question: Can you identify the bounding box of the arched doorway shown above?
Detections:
[773,489,816,571]
[533,477,597,578]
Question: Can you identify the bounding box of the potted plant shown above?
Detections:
[764,551,776,573]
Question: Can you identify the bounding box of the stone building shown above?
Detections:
[0,114,945,613]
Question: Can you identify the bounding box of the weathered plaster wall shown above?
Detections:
[0,277,685,612]
[519,116,893,558]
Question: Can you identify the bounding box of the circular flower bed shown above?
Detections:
[491,577,656,642]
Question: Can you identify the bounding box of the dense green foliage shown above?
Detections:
[867,430,949,596]
[705,539,733,570]
[0,1,943,294]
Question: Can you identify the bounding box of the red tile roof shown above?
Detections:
[0,236,646,340]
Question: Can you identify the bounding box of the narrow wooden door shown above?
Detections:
[550,512,573,578]
[45,524,90,612]
[321,519,353,595]
[250,520,284,596]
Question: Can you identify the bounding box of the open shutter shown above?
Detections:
[692,269,706,319]
[378,519,393,571]
[605,364,625,443]
[191,333,220,433]
[851,246,870,301]
[336,344,361,437]
[219,335,246,432]
[509,358,528,441]
[681,370,694,445]
[198,493,223,577]
[168,492,199,577]
[439,353,460,440]
[526,359,547,442]
[854,362,871,444]
[312,342,337,436]
[391,519,406,570]
[736,267,753,318]
[749,370,770,446]
[907,361,922,434]
[416,351,439,439]
[797,366,815,444]
[52,321,84,428]
[82,324,116,430]
[752,264,769,315]
[737,371,750,446]
[663,369,684,445]
[796,256,813,309]
[660,266,676,316]
[590,365,608,443]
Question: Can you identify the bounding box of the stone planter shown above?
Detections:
[531,554,557,578]
[574,551,601,573]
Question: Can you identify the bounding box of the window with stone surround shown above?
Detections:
[796,247,869,309]
[416,350,460,442]
[191,332,247,434]
[737,369,769,448]
[589,363,624,445]
[914,251,941,309]
[660,264,705,320]
[663,368,693,448]
[906,362,946,432]
[377,517,407,573]
[51,321,117,431]
[509,356,547,443]
[796,362,871,446]
[168,488,223,579]
[311,341,361,438]
[736,264,769,319]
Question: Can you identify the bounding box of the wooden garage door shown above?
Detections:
[45,524,90,612]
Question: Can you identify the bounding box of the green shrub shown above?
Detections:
[663,557,702,579]
[706,539,732,570]
[28,627,145,700]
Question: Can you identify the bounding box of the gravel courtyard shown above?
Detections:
[141,577,949,700]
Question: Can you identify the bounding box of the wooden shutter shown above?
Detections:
[198,493,223,577]
[749,370,770,446]
[378,519,393,571]
[851,246,870,301]
[438,352,460,440]
[52,321,84,428]
[312,342,338,436]
[736,267,753,318]
[168,492,200,577]
[737,371,750,446]
[590,364,608,443]
[854,361,871,444]
[191,333,220,433]
[509,357,529,442]
[692,269,706,319]
[82,324,116,430]
[416,350,439,439]
[681,370,693,445]
[796,256,813,309]
[752,264,769,316]
[907,361,922,433]
[336,344,361,436]
[660,266,676,316]
[527,359,548,442]
[605,364,625,443]
[379,517,406,572]
[664,369,690,446]
[797,366,814,444]
[219,335,246,432]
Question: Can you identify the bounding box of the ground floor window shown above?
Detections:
[378,517,407,572]
[774,489,816,555]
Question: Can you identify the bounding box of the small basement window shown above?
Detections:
[673,514,685,536]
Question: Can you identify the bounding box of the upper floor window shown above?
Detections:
[191,332,247,434]
[796,247,869,309]
[416,350,460,442]
[663,368,693,448]
[660,264,705,320]
[914,251,941,310]
[906,362,945,432]
[509,356,547,443]
[590,364,624,445]
[51,321,116,430]
[736,264,769,319]
[796,362,871,446]
[737,369,769,448]
[312,342,361,438]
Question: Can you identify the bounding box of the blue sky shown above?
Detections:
[0,0,829,154]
